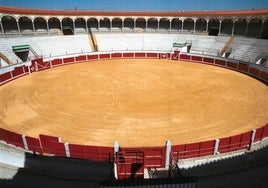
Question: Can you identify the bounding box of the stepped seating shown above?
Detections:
[0,35,93,66]
[229,37,268,63]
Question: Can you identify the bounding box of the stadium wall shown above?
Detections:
[0,51,268,179]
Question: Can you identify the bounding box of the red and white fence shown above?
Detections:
[0,51,268,179]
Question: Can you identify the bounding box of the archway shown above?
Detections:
[19,16,33,35]
[159,18,170,32]
[195,18,207,34]
[75,17,86,33]
[147,18,158,32]
[34,17,48,34]
[136,18,146,32]
[261,19,268,39]
[123,18,134,32]
[233,18,247,36]
[1,15,18,35]
[247,18,262,37]
[183,18,194,33]
[48,17,61,35]
[221,18,233,35]
[111,18,122,32]
[99,17,110,32]
[62,17,74,35]
[87,18,98,32]
[208,18,220,36]
[171,18,182,32]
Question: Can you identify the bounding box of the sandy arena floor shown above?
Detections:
[0,59,268,147]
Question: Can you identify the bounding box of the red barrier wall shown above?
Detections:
[0,71,12,83]
[63,57,75,64]
[260,71,268,80]
[215,59,226,66]
[226,61,238,69]
[88,54,98,60]
[0,52,268,179]
[147,52,158,58]
[249,67,260,77]
[99,54,110,59]
[52,59,63,66]
[135,52,146,58]
[111,53,122,58]
[199,140,214,157]
[123,52,134,58]
[238,63,249,72]
[26,136,43,154]
[191,55,203,62]
[203,57,214,64]
[180,54,190,60]
[75,55,86,62]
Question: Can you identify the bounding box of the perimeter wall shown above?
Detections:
[0,51,268,179]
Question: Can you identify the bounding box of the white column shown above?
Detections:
[165,140,171,170]
[181,20,184,33]
[213,138,220,155]
[249,129,256,150]
[114,141,119,159]
[46,21,50,35]
[193,20,196,33]
[60,20,63,33]
[64,143,70,157]
[231,21,235,35]
[169,20,171,32]
[32,20,36,35]
[245,21,249,36]
[205,21,208,34]
[218,21,222,35]
[16,20,21,35]
[85,20,89,33]
[73,21,76,34]
[0,21,4,36]
[22,135,28,150]
[259,21,264,37]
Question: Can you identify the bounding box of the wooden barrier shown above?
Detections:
[0,51,268,180]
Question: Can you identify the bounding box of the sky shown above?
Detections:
[0,0,268,11]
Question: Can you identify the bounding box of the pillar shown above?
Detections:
[64,143,70,157]
[73,21,76,35]
[0,21,4,36]
[114,141,119,159]
[85,20,89,33]
[32,20,36,35]
[231,20,235,35]
[249,129,256,151]
[46,20,50,35]
[169,20,171,32]
[205,21,208,34]
[259,21,264,37]
[60,20,63,33]
[22,135,28,150]
[245,21,249,36]
[165,140,171,170]
[218,21,222,35]
[181,20,184,33]
[193,20,196,33]
[16,20,21,35]
[213,138,220,155]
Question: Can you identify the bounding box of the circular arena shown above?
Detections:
[0,4,268,188]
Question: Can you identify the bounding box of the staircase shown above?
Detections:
[219,36,234,57]
[88,33,98,52]
[0,52,14,66]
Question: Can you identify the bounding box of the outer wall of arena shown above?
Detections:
[0,51,268,179]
